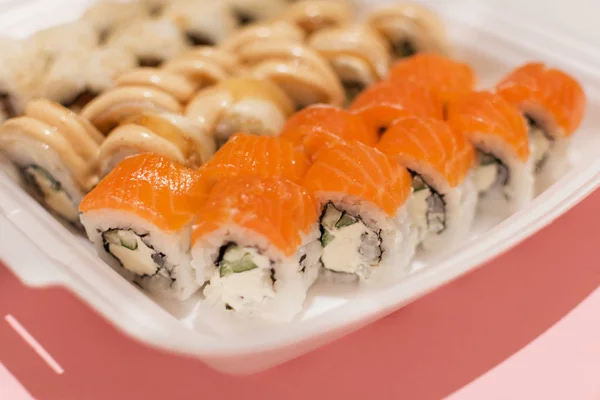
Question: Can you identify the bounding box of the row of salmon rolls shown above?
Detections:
[71,56,586,323]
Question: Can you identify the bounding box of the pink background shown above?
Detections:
[1,188,599,399]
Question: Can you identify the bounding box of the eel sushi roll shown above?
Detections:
[279,104,378,160]
[199,133,311,185]
[0,100,102,225]
[308,24,391,104]
[0,38,48,122]
[79,153,208,300]
[80,1,149,41]
[496,62,586,191]
[238,38,345,109]
[447,91,533,215]
[40,46,137,112]
[185,77,294,147]
[106,19,189,67]
[192,175,321,322]
[98,111,216,176]
[377,116,477,252]
[32,21,99,59]
[276,0,354,35]
[302,140,416,282]
[219,21,305,54]
[366,3,451,60]
[388,53,476,115]
[349,79,444,138]
[227,0,288,26]
[160,0,238,46]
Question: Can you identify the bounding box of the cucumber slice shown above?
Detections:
[320,202,342,229]
[118,231,138,250]
[219,246,259,277]
[479,151,498,166]
[412,175,427,192]
[321,230,336,247]
[103,230,138,250]
[335,212,357,229]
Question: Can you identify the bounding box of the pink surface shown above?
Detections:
[0,188,599,400]
[449,288,600,399]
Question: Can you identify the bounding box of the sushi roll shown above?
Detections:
[496,62,586,191]
[308,25,391,104]
[276,0,354,35]
[377,116,477,252]
[238,38,345,109]
[0,38,48,122]
[0,100,102,225]
[447,91,533,215]
[185,77,294,147]
[31,21,99,59]
[199,133,310,185]
[98,111,216,177]
[349,80,444,138]
[107,18,189,67]
[227,0,288,26]
[175,46,241,76]
[302,140,416,282]
[191,175,321,322]
[219,21,305,54]
[388,53,476,115]
[80,1,149,41]
[80,153,208,300]
[279,104,378,160]
[80,83,182,134]
[160,0,238,46]
[40,46,137,112]
[367,3,451,60]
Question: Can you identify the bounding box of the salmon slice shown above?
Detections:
[199,133,311,185]
[302,140,412,215]
[349,80,444,138]
[496,62,586,136]
[279,104,378,159]
[192,176,319,256]
[388,54,476,108]
[79,153,209,232]
[446,91,530,162]
[377,116,475,188]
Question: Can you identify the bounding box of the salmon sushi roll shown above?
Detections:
[80,153,209,300]
[279,104,378,160]
[303,140,415,282]
[388,53,476,113]
[377,116,477,252]
[192,176,321,322]
[199,133,310,186]
[496,62,586,191]
[0,100,102,225]
[349,80,444,138]
[447,91,533,215]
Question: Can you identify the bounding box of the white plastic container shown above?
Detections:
[1,0,599,375]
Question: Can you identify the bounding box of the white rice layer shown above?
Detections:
[192,224,322,323]
[80,209,199,300]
